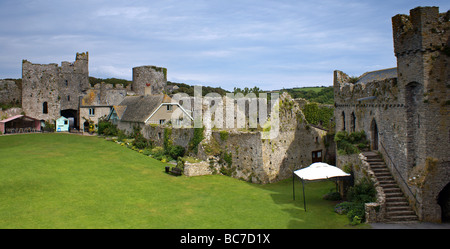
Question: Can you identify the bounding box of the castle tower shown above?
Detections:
[21,52,90,129]
[392,6,450,222]
[132,65,167,96]
[22,60,60,121]
[59,52,89,111]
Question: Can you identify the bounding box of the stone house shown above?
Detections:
[111,94,193,134]
[334,7,449,222]
[78,83,127,131]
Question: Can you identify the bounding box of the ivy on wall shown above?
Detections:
[302,102,334,129]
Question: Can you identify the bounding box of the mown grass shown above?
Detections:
[0,133,357,229]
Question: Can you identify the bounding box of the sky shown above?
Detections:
[0,0,449,91]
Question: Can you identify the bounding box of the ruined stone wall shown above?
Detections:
[0,80,21,105]
[196,93,328,184]
[141,125,195,149]
[207,130,264,183]
[136,92,328,184]
[132,65,167,96]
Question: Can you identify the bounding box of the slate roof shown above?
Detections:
[119,95,166,123]
[357,68,397,84]
[112,105,127,120]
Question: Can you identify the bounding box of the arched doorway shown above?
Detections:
[438,182,450,222]
[371,119,378,151]
[341,111,346,131]
[83,121,90,132]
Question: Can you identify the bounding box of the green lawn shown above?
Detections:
[0,133,356,229]
[291,87,325,93]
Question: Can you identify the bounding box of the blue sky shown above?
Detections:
[0,0,448,91]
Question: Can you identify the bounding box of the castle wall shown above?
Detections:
[21,52,89,123]
[392,7,450,222]
[198,93,328,184]
[22,61,60,121]
[59,52,89,111]
[334,7,450,222]
[0,80,21,105]
[141,125,195,149]
[334,73,412,208]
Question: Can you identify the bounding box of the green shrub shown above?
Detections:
[163,128,173,154]
[346,178,376,203]
[219,130,229,141]
[43,120,55,132]
[302,102,334,128]
[189,127,204,153]
[98,121,114,136]
[176,158,185,172]
[323,191,342,201]
[334,178,376,225]
[133,133,152,149]
[334,130,369,155]
[151,147,165,157]
[117,129,127,142]
[169,145,185,160]
[130,126,152,149]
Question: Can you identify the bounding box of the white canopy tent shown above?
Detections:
[292,162,351,211]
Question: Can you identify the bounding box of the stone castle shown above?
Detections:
[17,52,168,130]
[0,50,330,185]
[334,6,449,222]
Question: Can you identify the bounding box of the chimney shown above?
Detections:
[145,83,152,96]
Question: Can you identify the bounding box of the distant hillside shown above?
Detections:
[88,77,333,105]
[89,77,132,87]
[277,86,334,105]
[168,81,229,96]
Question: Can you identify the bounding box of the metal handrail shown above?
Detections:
[379,141,421,206]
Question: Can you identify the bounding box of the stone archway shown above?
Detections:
[60,109,78,130]
[370,119,378,151]
[438,182,450,222]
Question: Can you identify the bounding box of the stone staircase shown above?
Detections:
[362,151,418,223]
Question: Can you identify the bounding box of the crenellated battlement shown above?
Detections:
[392,6,450,57]
[75,51,89,61]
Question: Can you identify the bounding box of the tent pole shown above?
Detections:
[302,179,306,212]
[292,173,295,200]
[335,178,338,192]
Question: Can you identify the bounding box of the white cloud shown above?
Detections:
[95,6,150,19]
[93,65,132,80]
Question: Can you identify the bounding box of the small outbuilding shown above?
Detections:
[56,116,69,132]
[0,115,41,134]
